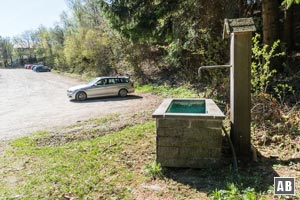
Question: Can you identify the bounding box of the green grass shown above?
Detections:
[0,123,155,199]
[0,117,286,199]
[135,84,199,98]
[209,183,270,200]
[52,70,96,82]
[142,161,163,180]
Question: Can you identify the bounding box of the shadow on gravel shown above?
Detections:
[69,95,143,103]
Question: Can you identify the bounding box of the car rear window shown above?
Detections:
[117,78,129,83]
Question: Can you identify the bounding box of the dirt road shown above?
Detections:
[0,68,161,140]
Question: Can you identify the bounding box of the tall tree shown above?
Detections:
[12,30,39,64]
[100,0,231,81]
[262,0,280,46]
[281,0,300,50]
[66,0,104,29]
[0,37,13,67]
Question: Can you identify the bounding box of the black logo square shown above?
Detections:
[274,177,295,195]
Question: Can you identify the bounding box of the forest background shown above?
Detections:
[1,0,300,139]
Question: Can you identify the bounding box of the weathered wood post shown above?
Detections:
[223,18,256,159]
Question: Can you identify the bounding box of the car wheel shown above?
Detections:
[76,91,87,101]
[119,89,128,97]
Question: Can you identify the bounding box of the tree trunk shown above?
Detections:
[293,5,300,49]
[282,6,294,51]
[4,60,8,68]
[262,0,280,46]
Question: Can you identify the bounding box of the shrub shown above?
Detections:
[251,34,285,95]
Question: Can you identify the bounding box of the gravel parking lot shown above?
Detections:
[0,68,161,140]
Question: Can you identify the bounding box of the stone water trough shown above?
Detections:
[152,98,225,168]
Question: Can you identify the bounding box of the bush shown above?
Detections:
[251,34,285,95]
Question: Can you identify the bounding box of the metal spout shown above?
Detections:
[198,64,232,77]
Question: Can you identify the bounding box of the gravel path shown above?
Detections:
[0,68,161,140]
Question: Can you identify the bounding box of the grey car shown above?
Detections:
[67,76,134,101]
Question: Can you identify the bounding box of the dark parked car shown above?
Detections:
[32,65,42,71]
[34,66,51,72]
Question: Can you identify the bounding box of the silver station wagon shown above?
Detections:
[67,76,134,101]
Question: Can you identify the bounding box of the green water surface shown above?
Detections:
[166,100,206,114]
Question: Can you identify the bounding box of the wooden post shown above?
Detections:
[224,18,256,159]
[230,32,252,158]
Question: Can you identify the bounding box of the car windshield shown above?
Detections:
[88,78,100,85]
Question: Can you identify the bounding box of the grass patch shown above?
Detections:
[135,84,199,98]
[88,113,120,125]
[0,122,156,199]
[35,112,152,147]
[142,162,164,180]
[52,70,96,82]
[0,113,298,199]
[209,183,269,200]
